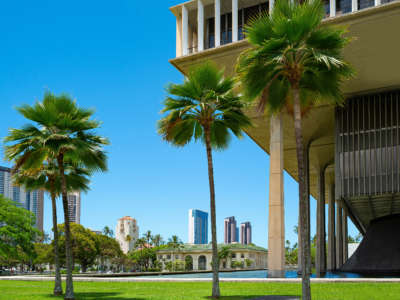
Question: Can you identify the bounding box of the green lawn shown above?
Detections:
[0,280,398,300]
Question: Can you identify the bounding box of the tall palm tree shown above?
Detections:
[10,160,90,296]
[5,92,108,300]
[158,62,251,298]
[236,0,353,298]
[102,226,114,238]
[144,230,152,247]
[151,234,163,247]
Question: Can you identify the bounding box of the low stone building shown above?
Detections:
[157,244,267,271]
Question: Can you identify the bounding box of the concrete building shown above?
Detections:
[224,216,238,243]
[157,244,267,271]
[116,216,139,254]
[188,209,208,244]
[169,0,400,276]
[67,191,81,224]
[240,222,252,245]
[0,166,44,232]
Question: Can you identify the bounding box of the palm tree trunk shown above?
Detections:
[50,185,63,296]
[57,154,75,300]
[293,87,311,300]
[205,128,220,299]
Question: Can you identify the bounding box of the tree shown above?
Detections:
[102,226,114,238]
[128,247,156,271]
[218,245,232,269]
[57,223,98,273]
[167,235,183,249]
[158,62,251,298]
[5,92,109,300]
[33,243,52,270]
[151,234,164,247]
[8,160,90,296]
[0,195,40,265]
[95,234,123,271]
[236,0,353,298]
[144,230,152,246]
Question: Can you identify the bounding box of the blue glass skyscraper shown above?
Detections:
[188,209,208,244]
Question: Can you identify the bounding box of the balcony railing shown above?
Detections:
[178,0,396,57]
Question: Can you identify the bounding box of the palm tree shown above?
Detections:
[158,62,251,298]
[102,226,114,238]
[144,230,152,247]
[151,234,163,247]
[236,0,353,298]
[218,246,232,269]
[9,160,90,296]
[5,92,108,300]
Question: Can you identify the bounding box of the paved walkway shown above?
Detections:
[1,276,400,283]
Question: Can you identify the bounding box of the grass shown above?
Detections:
[0,280,399,300]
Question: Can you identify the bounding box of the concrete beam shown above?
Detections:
[267,114,285,277]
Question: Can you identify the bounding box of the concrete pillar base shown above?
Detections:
[267,269,286,278]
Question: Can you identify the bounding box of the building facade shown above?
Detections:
[116,216,139,254]
[240,222,252,245]
[0,166,44,232]
[224,216,238,243]
[67,191,81,224]
[188,209,208,244]
[157,244,267,271]
[169,0,400,276]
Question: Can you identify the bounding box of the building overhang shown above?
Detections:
[169,1,400,215]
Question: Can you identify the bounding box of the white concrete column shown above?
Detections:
[269,0,275,13]
[375,0,381,6]
[327,184,336,271]
[215,0,221,47]
[352,0,358,12]
[176,15,183,57]
[330,0,336,17]
[267,113,285,278]
[316,168,326,276]
[182,5,189,56]
[336,201,343,269]
[232,0,238,42]
[197,0,204,51]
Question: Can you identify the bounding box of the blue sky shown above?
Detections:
[0,0,357,247]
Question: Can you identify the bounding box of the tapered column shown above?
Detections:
[352,0,358,12]
[182,5,189,56]
[336,201,343,269]
[316,168,326,276]
[269,0,275,12]
[232,0,238,42]
[176,14,183,57]
[330,0,336,17]
[342,208,348,264]
[215,0,221,47]
[197,0,204,51]
[267,114,285,277]
[327,184,336,271]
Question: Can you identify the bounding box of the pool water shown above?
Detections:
[145,270,374,279]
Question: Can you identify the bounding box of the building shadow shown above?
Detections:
[204,296,300,300]
[43,292,145,300]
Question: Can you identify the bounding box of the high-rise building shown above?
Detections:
[240,222,252,245]
[116,216,139,254]
[0,166,44,232]
[169,0,400,275]
[188,209,208,244]
[67,191,81,224]
[224,216,237,244]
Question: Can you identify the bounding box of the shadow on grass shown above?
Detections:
[44,292,145,300]
[203,296,300,300]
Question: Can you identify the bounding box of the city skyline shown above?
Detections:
[0,165,44,232]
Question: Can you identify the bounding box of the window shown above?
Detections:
[167,255,171,260]
[241,254,245,259]
[232,253,236,258]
